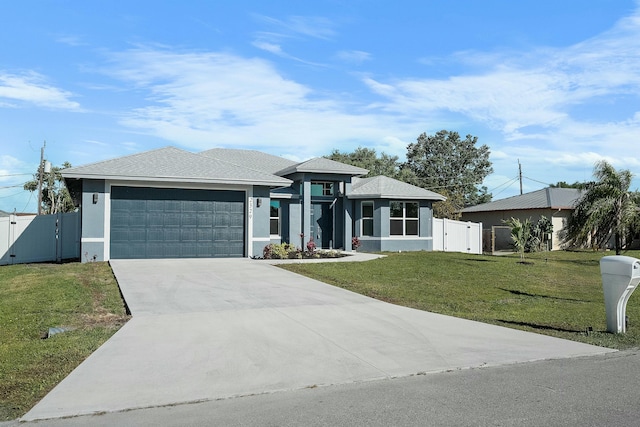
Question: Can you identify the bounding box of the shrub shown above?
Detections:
[306,239,317,255]
[352,236,361,250]
[263,243,295,259]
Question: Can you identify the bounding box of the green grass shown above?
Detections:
[280,250,640,350]
[0,262,129,421]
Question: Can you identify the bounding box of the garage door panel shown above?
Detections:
[165,201,181,212]
[197,229,213,241]
[148,212,164,227]
[164,229,180,241]
[147,229,163,241]
[181,229,197,242]
[147,200,164,211]
[110,186,245,259]
[181,213,197,227]
[146,244,164,258]
[130,213,146,227]
[230,215,244,228]
[197,214,213,227]
[165,213,181,227]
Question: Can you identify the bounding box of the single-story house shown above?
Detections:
[459,187,581,251]
[62,147,445,261]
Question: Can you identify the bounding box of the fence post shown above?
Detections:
[9,214,17,264]
[56,212,62,263]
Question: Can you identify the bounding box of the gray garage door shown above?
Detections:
[110,186,245,259]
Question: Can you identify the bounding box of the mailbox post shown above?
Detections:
[600,255,640,333]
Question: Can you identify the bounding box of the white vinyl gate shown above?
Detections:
[0,212,80,265]
[433,218,483,254]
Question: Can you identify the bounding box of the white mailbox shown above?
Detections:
[600,255,640,333]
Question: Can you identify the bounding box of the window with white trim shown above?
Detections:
[270,200,281,236]
[390,201,419,236]
[361,201,374,236]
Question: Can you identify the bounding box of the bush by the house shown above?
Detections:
[262,242,347,260]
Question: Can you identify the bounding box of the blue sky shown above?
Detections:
[1,0,639,213]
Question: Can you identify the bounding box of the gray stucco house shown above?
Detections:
[460,187,581,251]
[62,147,445,261]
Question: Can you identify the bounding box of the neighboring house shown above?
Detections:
[62,147,445,261]
[460,187,581,251]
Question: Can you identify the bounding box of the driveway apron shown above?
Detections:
[24,258,614,421]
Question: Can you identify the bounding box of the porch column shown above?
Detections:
[302,179,311,247]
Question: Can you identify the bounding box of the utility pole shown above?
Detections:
[518,159,523,195]
[37,141,45,215]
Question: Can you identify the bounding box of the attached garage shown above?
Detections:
[110,186,245,259]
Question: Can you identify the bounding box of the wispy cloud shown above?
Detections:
[251,14,336,65]
[254,15,336,40]
[335,50,371,64]
[0,72,81,111]
[362,4,640,171]
[105,48,398,158]
[100,2,640,184]
[54,34,87,47]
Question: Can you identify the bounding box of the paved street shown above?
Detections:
[6,349,640,426]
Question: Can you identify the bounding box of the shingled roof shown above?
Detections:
[460,187,582,213]
[200,148,297,175]
[62,147,292,187]
[277,157,368,176]
[349,176,446,200]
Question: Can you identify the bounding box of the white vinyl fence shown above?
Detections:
[0,212,80,265]
[433,218,483,255]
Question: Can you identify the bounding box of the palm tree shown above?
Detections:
[504,217,531,262]
[563,161,639,255]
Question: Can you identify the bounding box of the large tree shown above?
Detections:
[325,147,414,181]
[405,130,493,218]
[24,161,75,214]
[562,161,639,255]
[549,181,588,189]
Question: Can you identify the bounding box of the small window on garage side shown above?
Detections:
[390,201,419,236]
[361,201,374,236]
[270,200,281,236]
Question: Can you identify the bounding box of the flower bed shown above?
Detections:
[259,242,348,260]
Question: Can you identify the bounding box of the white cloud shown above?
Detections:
[0,72,81,111]
[97,4,640,194]
[254,15,336,40]
[105,48,409,159]
[252,41,285,56]
[335,50,371,64]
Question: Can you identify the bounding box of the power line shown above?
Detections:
[0,190,26,199]
[20,191,34,213]
[522,175,553,186]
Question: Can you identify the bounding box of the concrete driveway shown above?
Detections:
[24,258,614,421]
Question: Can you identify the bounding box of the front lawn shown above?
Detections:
[279,250,640,350]
[0,262,129,421]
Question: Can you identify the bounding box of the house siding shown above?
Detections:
[461,208,571,251]
[354,200,435,252]
[81,179,107,261]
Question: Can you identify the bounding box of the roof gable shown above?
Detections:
[349,176,446,200]
[460,188,582,213]
[277,157,368,176]
[62,147,291,187]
